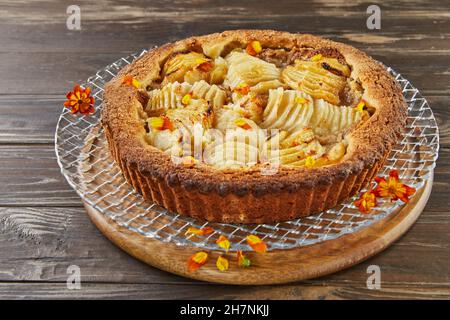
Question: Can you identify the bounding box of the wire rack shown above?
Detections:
[55,49,439,252]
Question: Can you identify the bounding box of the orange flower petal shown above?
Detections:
[354,190,377,213]
[63,84,95,115]
[373,170,416,203]
[148,116,174,131]
[234,83,250,95]
[187,251,208,272]
[234,118,252,130]
[246,235,267,253]
[355,100,366,112]
[181,93,192,105]
[304,156,316,168]
[185,226,214,237]
[311,53,323,62]
[196,59,213,72]
[237,250,251,267]
[246,40,262,56]
[216,235,230,252]
[122,75,141,88]
[216,256,229,272]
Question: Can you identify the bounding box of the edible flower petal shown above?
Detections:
[185,226,214,236]
[64,84,95,115]
[148,116,174,131]
[216,256,229,272]
[304,156,316,168]
[122,75,141,88]
[354,190,377,213]
[311,54,323,62]
[374,170,416,203]
[187,251,208,272]
[246,235,267,253]
[295,97,309,104]
[216,235,230,252]
[237,250,251,267]
[355,100,366,112]
[182,93,192,105]
[234,83,250,95]
[246,40,262,56]
[235,118,252,130]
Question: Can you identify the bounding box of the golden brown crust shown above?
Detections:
[102,29,407,223]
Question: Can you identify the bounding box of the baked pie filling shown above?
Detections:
[102,30,406,223]
[140,43,371,170]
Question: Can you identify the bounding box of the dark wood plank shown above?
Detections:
[0,96,61,144]
[0,145,81,206]
[0,50,448,96]
[1,282,450,300]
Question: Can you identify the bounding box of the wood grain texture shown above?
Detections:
[81,179,432,285]
[0,0,448,298]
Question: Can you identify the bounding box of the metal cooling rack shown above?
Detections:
[55,49,439,252]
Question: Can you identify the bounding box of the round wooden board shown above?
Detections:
[83,173,432,285]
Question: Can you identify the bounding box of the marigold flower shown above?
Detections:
[354,190,377,213]
[246,235,267,253]
[64,84,95,115]
[246,40,262,56]
[374,170,416,203]
[187,251,208,272]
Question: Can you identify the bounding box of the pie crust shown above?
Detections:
[102,30,407,223]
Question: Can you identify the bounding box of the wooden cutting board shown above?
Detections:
[83,174,432,285]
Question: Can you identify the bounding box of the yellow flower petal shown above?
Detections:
[216,235,230,252]
[246,40,262,56]
[216,256,229,272]
[148,117,164,130]
[311,54,323,62]
[246,235,267,253]
[305,156,316,168]
[185,226,214,236]
[187,251,208,272]
[237,250,251,267]
[234,118,252,130]
[181,93,192,105]
[295,97,309,104]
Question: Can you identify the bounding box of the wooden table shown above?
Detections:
[0,0,448,299]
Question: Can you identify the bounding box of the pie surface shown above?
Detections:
[102,30,407,223]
